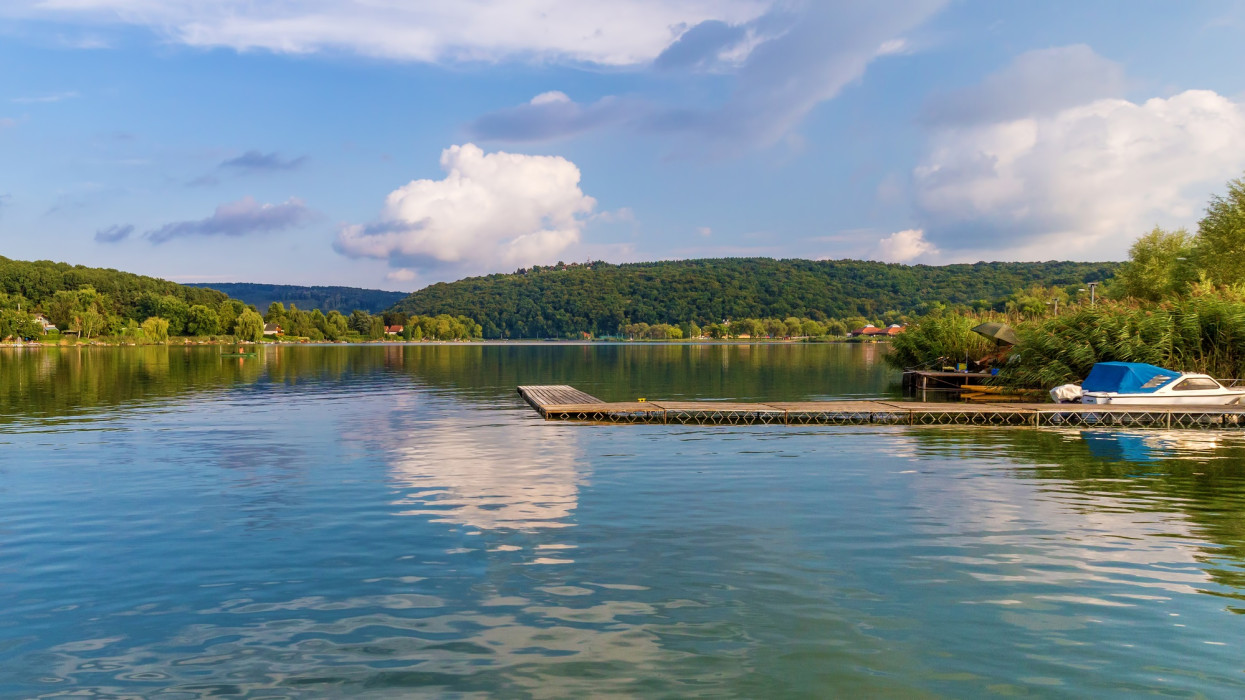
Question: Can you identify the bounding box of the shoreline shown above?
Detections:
[2,337,882,349]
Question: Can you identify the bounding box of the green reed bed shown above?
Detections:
[893,293,1245,389]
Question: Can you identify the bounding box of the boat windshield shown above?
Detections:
[1172,377,1222,391]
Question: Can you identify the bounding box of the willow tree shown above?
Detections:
[235,310,264,342]
[141,316,170,343]
[325,310,349,340]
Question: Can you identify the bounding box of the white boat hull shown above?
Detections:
[1082,392,1245,406]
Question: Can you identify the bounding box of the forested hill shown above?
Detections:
[391,258,1118,339]
[187,283,407,314]
[1,255,229,314]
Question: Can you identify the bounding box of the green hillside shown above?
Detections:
[1,255,249,339]
[391,258,1118,339]
[187,282,407,314]
[1,255,230,316]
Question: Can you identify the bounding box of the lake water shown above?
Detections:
[2,343,1245,698]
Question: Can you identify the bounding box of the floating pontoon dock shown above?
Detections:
[518,386,1245,429]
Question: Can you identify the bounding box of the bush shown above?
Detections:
[885,311,1001,371]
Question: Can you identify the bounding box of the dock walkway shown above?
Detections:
[517,386,1245,429]
[901,369,993,392]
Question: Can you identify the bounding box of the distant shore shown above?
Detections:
[3,337,884,348]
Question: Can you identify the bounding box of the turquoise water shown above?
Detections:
[2,344,1245,697]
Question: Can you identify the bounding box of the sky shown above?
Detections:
[2,1,1244,292]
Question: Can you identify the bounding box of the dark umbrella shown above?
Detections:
[971,322,1020,345]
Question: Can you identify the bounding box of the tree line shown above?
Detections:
[621,316,865,340]
[0,255,485,344]
[1110,174,1245,301]
[262,303,482,341]
[391,258,1115,339]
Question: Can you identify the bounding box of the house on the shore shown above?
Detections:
[33,314,58,333]
[263,323,283,337]
[385,325,404,336]
[849,323,906,338]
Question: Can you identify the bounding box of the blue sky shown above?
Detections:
[2,1,1244,291]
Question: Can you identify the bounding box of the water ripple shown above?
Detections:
[4,347,1245,696]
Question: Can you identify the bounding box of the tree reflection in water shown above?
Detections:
[904,427,1245,600]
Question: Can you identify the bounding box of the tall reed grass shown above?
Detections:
[998,294,1245,387]
[891,292,1245,388]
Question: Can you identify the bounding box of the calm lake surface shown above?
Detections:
[2,343,1245,698]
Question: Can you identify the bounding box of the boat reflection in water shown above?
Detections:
[1080,430,1225,463]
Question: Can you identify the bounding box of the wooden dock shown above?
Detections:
[517,386,1245,429]
[901,369,994,392]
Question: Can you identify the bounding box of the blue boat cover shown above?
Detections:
[1081,362,1178,394]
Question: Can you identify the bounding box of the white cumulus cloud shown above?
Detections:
[530,91,570,106]
[914,89,1245,259]
[874,229,937,263]
[336,144,597,274]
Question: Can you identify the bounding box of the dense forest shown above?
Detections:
[1,256,230,315]
[391,258,1118,338]
[0,256,259,341]
[188,283,408,314]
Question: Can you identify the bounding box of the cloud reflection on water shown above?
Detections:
[15,386,684,698]
[380,394,587,533]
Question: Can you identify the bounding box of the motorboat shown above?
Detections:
[1051,362,1245,405]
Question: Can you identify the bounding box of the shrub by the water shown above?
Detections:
[884,311,1003,371]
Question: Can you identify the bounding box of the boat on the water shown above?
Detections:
[1052,362,1245,405]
